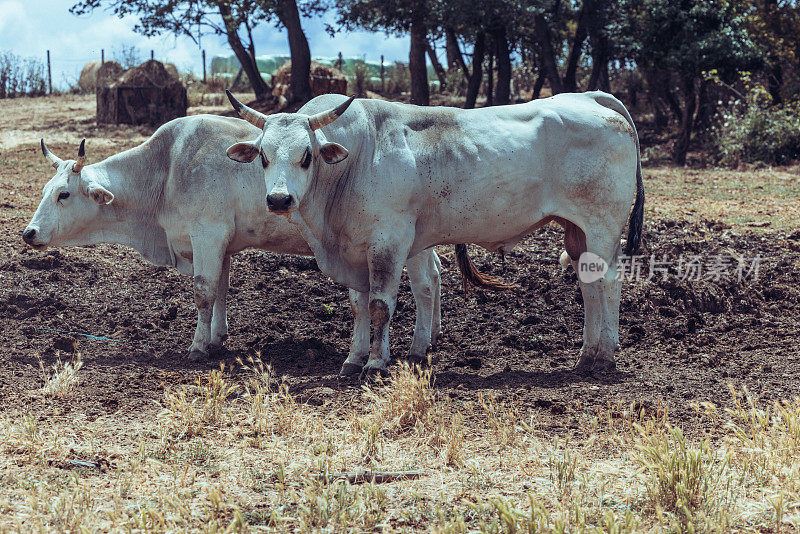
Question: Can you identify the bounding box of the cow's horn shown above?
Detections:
[73,139,86,173]
[226,90,266,129]
[308,95,355,131]
[41,139,62,169]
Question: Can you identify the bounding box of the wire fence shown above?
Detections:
[1,48,208,95]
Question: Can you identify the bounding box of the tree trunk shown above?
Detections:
[767,60,783,104]
[564,1,590,92]
[587,51,610,91]
[492,25,511,105]
[426,42,447,90]
[486,47,494,107]
[673,75,697,165]
[277,0,312,103]
[409,4,429,106]
[532,71,545,99]
[464,33,486,109]
[216,1,270,100]
[644,68,681,120]
[533,14,566,94]
[693,79,711,131]
[445,27,467,74]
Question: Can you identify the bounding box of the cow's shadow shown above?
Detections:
[433,366,629,390]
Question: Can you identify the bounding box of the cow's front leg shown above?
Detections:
[361,244,409,379]
[339,289,370,377]
[188,232,229,361]
[406,249,438,365]
[209,255,231,351]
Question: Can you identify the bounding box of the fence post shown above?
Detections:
[150,50,154,61]
[46,50,52,94]
[380,55,385,93]
[202,50,207,83]
[101,49,104,65]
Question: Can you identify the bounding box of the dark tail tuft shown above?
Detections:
[454,244,511,295]
[624,162,645,256]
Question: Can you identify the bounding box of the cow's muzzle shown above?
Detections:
[266,193,294,213]
[22,227,45,249]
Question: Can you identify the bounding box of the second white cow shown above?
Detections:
[22,115,442,368]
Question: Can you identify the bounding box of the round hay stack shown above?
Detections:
[272,61,347,99]
[164,63,180,79]
[78,60,124,93]
[96,60,188,126]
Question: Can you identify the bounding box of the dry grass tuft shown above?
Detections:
[36,353,82,399]
[362,363,438,436]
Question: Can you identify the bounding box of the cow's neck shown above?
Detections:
[96,136,170,222]
[74,136,175,267]
[296,163,370,291]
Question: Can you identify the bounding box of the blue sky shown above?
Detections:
[0,0,412,89]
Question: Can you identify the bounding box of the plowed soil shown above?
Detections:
[2,215,799,434]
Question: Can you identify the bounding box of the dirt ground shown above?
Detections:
[2,94,799,437]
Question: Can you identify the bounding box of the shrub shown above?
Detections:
[385,61,410,95]
[0,50,46,98]
[711,83,800,166]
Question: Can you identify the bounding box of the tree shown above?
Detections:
[71,0,318,103]
[336,0,431,105]
[623,0,760,164]
[745,0,800,104]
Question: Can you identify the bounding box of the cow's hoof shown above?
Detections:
[209,334,228,351]
[208,342,225,353]
[187,350,207,362]
[359,366,389,383]
[405,353,430,369]
[430,330,442,351]
[592,358,616,373]
[338,363,363,378]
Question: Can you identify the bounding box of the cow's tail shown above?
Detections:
[591,92,645,256]
[454,244,511,293]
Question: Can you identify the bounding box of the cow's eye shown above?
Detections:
[300,150,312,169]
[57,191,70,202]
[260,152,269,169]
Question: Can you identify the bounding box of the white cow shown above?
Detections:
[223,90,644,377]
[22,115,442,369]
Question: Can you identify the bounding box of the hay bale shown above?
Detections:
[78,60,124,93]
[97,60,188,126]
[164,63,180,79]
[272,61,347,99]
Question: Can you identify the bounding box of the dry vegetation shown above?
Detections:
[2,361,800,532]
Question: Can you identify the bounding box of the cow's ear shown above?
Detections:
[227,142,260,163]
[87,183,114,205]
[319,142,349,165]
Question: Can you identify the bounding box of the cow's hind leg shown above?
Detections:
[563,221,621,372]
[406,249,439,366]
[339,289,370,377]
[187,230,229,361]
[362,241,411,379]
[209,255,231,351]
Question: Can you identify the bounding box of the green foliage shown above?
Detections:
[624,0,760,79]
[711,80,800,166]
